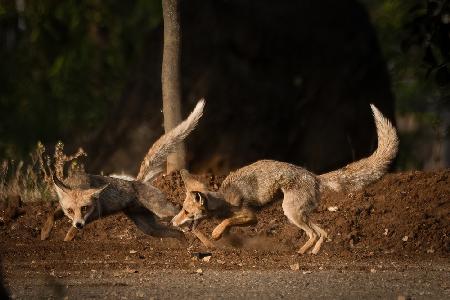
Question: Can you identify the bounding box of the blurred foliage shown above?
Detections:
[0,0,162,158]
[1,0,448,170]
[364,0,450,169]
[403,0,450,87]
[364,0,447,112]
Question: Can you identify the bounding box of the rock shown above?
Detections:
[191,252,212,260]
[195,268,203,275]
[129,250,137,254]
[125,267,138,273]
[290,263,300,271]
[327,206,339,212]
[202,255,211,262]
[402,236,408,242]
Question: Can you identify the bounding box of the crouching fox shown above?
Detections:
[172,104,398,254]
[41,100,205,241]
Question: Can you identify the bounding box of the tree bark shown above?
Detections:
[162,0,185,172]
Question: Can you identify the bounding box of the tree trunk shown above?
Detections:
[161,0,185,173]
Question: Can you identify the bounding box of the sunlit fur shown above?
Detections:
[54,181,106,228]
[42,100,205,240]
[173,104,398,254]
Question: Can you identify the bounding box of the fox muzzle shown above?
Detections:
[73,220,85,229]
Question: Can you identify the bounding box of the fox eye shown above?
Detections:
[194,192,202,202]
[81,206,88,212]
[67,208,74,215]
[193,192,205,206]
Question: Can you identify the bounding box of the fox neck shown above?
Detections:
[205,191,229,212]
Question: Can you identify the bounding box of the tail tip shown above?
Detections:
[189,98,206,119]
[196,98,206,110]
[369,103,377,113]
[369,103,385,119]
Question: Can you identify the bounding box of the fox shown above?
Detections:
[41,99,205,241]
[172,104,399,254]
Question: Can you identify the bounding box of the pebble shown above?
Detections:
[327,206,339,212]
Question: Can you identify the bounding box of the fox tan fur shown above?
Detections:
[172,104,399,254]
[41,99,205,241]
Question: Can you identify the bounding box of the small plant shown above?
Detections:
[0,141,86,203]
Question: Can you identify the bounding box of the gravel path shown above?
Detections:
[4,264,450,299]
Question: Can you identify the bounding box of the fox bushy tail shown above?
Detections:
[136,99,205,183]
[319,104,399,192]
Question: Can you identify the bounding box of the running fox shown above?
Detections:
[41,99,205,241]
[172,104,398,254]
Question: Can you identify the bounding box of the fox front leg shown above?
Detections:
[64,226,78,241]
[40,204,64,240]
[192,229,216,249]
[211,208,257,240]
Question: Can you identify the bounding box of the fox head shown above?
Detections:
[53,174,108,229]
[172,170,218,228]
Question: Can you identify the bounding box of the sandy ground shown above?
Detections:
[2,243,449,299]
[5,267,450,299]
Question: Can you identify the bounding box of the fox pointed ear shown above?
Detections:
[180,169,206,191]
[52,173,71,195]
[84,184,109,198]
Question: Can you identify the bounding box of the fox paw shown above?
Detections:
[64,227,78,241]
[211,225,226,240]
[40,228,51,241]
[40,223,53,240]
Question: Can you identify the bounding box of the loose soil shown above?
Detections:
[0,170,449,299]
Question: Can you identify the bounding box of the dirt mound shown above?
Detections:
[0,170,448,261]
[153,169,450,256]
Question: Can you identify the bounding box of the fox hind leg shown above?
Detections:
[293,216,317,254]
[309,221,327,254]
[282,191,317,254]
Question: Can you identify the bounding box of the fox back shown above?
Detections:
[55,173,178,228]
[54,173,137,227]
[220,160,319,207]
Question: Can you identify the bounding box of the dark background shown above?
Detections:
[0,0,449,175]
